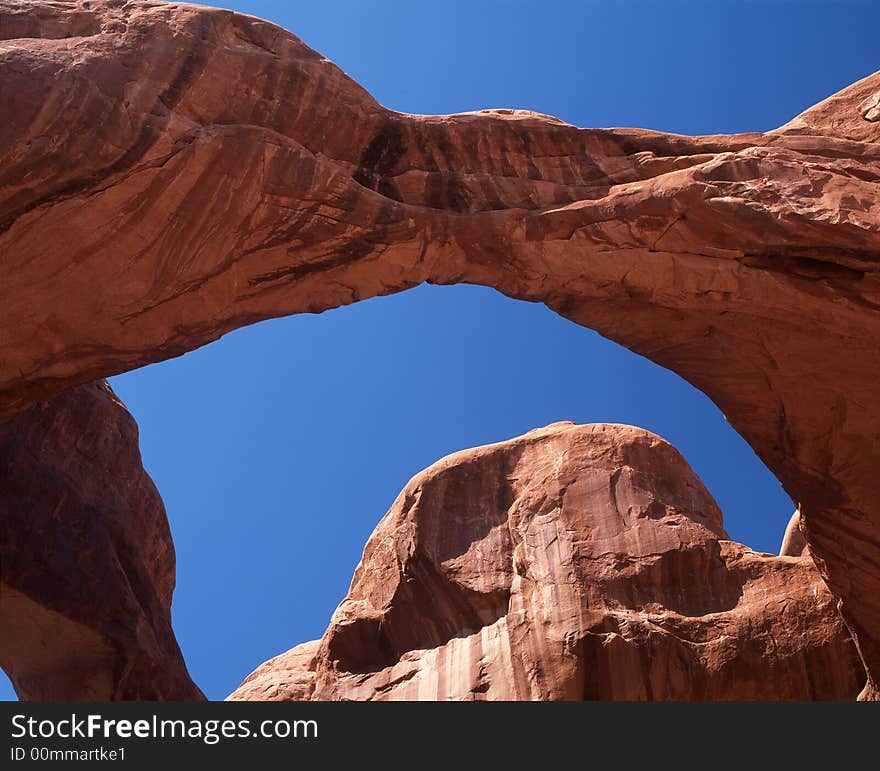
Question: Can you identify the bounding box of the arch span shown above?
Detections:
[1,1,878,697]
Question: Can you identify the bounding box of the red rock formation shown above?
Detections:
[1,1,878,696]
[229,423,861,701]
[0,381,202,700]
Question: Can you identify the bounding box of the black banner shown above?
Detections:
[0,701,874,764]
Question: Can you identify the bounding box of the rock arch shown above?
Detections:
[1,1,878,698]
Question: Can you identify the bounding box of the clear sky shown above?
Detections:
[3,1,878,701]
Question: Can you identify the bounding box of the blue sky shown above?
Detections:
[3,1,878,701]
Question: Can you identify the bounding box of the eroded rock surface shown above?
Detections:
[0,381,202,700]
[229,423,861,701]
[1,1,878,695]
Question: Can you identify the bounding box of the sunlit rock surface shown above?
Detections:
[230,423,861,701]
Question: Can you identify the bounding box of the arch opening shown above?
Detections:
[1,283,795,701]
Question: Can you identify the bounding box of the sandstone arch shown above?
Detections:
[1,1,878,698]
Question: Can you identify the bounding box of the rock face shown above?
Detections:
[229,423,861,701]
[0,381,202,700]
[1,1,879,696]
